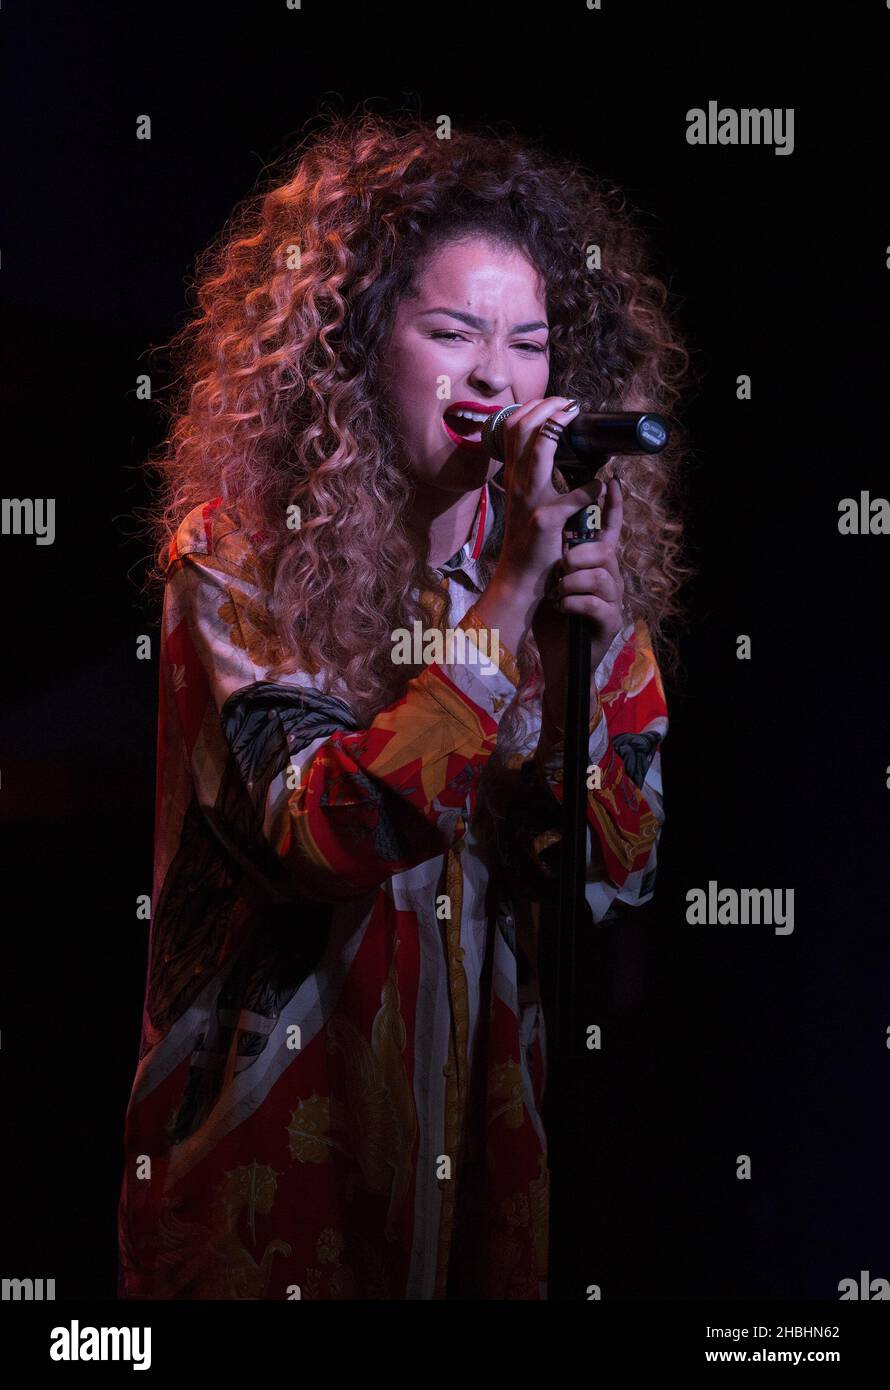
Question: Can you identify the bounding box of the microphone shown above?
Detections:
[481,405,669,468]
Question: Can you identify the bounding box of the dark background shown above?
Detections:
[2,2,888,1301]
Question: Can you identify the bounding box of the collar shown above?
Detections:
[436,479,505,591]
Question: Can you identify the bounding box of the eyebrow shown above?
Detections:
[417,307,549,334]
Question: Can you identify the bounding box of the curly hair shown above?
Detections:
[141,108,697,769]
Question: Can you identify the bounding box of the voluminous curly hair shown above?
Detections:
[142,109,696,760]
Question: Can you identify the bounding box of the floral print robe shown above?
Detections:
[117,478,667,1300]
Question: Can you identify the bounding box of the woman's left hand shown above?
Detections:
[531,475,626,738]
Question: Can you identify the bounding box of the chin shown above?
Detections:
[448,447,495,483]
[408,444,496,496]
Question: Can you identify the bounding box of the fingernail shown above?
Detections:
[562,399,580,413]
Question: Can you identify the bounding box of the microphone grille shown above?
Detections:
[481,404,522,461]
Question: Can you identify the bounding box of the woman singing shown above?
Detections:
[118,110,692,1300]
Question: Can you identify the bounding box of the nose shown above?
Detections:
[466,348,512,399]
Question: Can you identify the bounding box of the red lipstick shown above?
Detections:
[441,401,505,453]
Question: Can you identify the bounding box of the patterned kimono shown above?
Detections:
[117,477,667,1300]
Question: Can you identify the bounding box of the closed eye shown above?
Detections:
[429,331,547,353]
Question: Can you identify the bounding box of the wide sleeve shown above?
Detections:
[163,541,523,905]
[502,618,667,923]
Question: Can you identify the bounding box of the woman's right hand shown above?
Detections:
[492,396,603,602]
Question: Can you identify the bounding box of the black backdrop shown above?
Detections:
[2,1,888,1305]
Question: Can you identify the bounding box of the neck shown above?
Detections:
[411,483,484,569]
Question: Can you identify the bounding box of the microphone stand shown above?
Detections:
[539,450,604,1300]
[551,452,607,1062]
[538,420,669,1299]
[481,404,668,1297]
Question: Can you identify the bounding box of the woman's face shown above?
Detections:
[380,235,552,494]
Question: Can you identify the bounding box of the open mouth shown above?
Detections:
[445,412,482,438]
[442,406,495,451]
